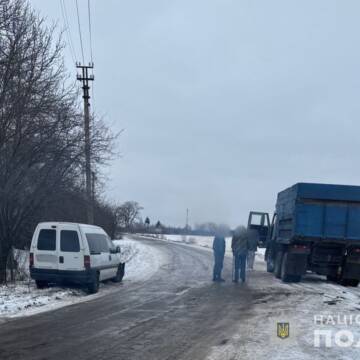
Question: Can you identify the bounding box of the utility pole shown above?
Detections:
[76,62,94,224]
[186,208,189,232]
[91,170,96,205]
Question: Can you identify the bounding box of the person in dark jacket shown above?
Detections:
[247,230,258,270]
[231,227,249,282]
[212,235,226,282]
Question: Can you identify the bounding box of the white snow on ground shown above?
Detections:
[0,238,165,320]
[0,284,85,318]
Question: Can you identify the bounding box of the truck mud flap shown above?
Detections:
[285,253,307,276]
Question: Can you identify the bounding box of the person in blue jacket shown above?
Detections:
[212,235,226,282]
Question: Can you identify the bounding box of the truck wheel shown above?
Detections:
[340,279,359,287]
[274,251,283,279]
[87,273,100,294]
[327,275,338,282]
[280,253,293,283]
[347,279,359,287]
[291,275,302,283]
[35,280,48,289]
[112,263,125,283]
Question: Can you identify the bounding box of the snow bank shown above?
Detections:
[0,283,84,318]
[113,238,166,282]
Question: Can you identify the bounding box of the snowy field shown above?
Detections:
[141,234,228,251]
[141,233,266,259]
[0,238,165,319]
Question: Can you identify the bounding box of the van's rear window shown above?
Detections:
[37,229,56,251]
[86,233,109,254]
[60,230,80,252]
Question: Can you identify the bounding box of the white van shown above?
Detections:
[29,222,125,294]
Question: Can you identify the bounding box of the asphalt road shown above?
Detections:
[0,238,274,360]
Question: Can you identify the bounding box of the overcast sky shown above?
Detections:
[30,0,360,227]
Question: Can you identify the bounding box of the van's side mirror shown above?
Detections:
[116,246,121,254]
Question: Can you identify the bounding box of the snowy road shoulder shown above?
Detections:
[113,238,168,282]
[0,238,166,320]
[205,269,360,360]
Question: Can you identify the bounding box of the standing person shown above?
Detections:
[212,235,226,282]
[247,230,258,270]
[232,227,248,283]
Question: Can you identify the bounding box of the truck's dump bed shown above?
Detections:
[276,183,360,241]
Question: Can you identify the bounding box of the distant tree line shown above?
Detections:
[115,202,232,237]
[127,221,231,237]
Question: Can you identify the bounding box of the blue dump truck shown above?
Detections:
[249,183,360,286]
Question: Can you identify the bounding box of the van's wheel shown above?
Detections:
[35,280,48,289]
[87,273,100,294]
[274,251,283,279]
[280,253,293,283]
[112,263,125,283]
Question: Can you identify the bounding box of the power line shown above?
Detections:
[87,0,93,63]
[59,0,77,63]
[87,0,95,114]
[75,0,85,64]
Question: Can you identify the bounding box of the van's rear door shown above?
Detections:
[33,226,58,270]
[58,224,84,271]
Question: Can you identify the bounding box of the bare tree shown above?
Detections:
[116,201,143,230]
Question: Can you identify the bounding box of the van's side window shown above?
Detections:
[86,234,110,254]
[37,229,56,251]
[106,238,115,251]
[60,230,80,252]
